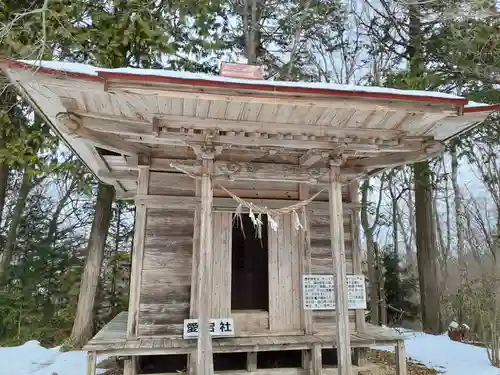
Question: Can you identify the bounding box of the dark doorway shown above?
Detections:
[231,213,269,311]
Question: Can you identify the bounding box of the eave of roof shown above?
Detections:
[464,103,500,113]
[2,59,474,106]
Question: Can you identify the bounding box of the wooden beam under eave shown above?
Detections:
[56,113,149,156]
[159,160,364,184]
[134,195,361,212]
[66,108,436,150]
[345,146,443,170]
[124,131,434,154]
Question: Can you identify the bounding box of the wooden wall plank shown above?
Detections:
[268,214,301,331]
[190,180,201,318]
[148,172,300,199]
[309,186,356,335]
[211,212,232,318]
[138,209,194,337]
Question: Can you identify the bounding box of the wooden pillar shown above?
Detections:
[311,343,322,375]
[349,180,368,367]
[299,184,313,370]
[124,357,138,375]
[329,162,352,375]
[247,352,257,371]
[127,162,150,339]
[188,180,201,375]
[395,341,408,375]
[196,158,215,375]
[86,352,97,375]
[126,162,149,375]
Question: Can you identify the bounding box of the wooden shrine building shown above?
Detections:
[2,59,498,375]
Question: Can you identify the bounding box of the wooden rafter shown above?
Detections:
[107,83,459,114]
[299,150,330,166]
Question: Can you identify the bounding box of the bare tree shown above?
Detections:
[69,183,115,348]
[361,175,386,325]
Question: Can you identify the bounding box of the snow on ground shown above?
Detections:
[0,341,107,375]
[377,328,500,375]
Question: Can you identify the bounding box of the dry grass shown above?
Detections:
[368,349,440,375]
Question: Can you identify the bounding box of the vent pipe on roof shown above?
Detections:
[219,62,265,80]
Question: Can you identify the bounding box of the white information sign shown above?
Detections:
[346,275,367,309]
[183,318,235,339]
[302,274,367,310]
[303,274,335,310]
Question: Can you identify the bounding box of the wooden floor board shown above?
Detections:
[83,312,404,356]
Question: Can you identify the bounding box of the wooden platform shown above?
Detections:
[84,312,404,355]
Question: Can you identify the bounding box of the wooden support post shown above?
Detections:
[188,179,201,375]
[127,163,150,340]
[123,357,138,375]
[349,180,368,369]
[86,352,97,375]
[299,184,313,370]
[311,343,322,375]
[348,180,365,332]
[329,161,352,375]
[395,341,407,375]
[247,352,258,371]
[352,348,368,367]
[196,157,215,375]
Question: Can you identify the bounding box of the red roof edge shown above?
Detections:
[4,58,470,106]
[6,59,102,82]
[464,104,500,113]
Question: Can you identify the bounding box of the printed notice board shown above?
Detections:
[302,274,366,310]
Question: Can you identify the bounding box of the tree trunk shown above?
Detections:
[110,203,122,317]
[407,2,441,334]
[0,170,32,280]
[0,162,8,228]
[414,161,440,333]
[375,242,387,325]
[450,143,466,321]
[361,179,379,325]
[0,127,9,229]
[70,183,115,348]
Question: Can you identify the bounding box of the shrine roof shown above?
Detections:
[1,58,499,196]
[2,59,489,106]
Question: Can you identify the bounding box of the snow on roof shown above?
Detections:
[465,100,492,108]
[14,59,470,103]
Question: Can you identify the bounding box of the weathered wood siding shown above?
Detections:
[135,171,360,336]
[138,209,194,336]
[268,214,302,332]
[210,212,232,318]
[310,211,356,333]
